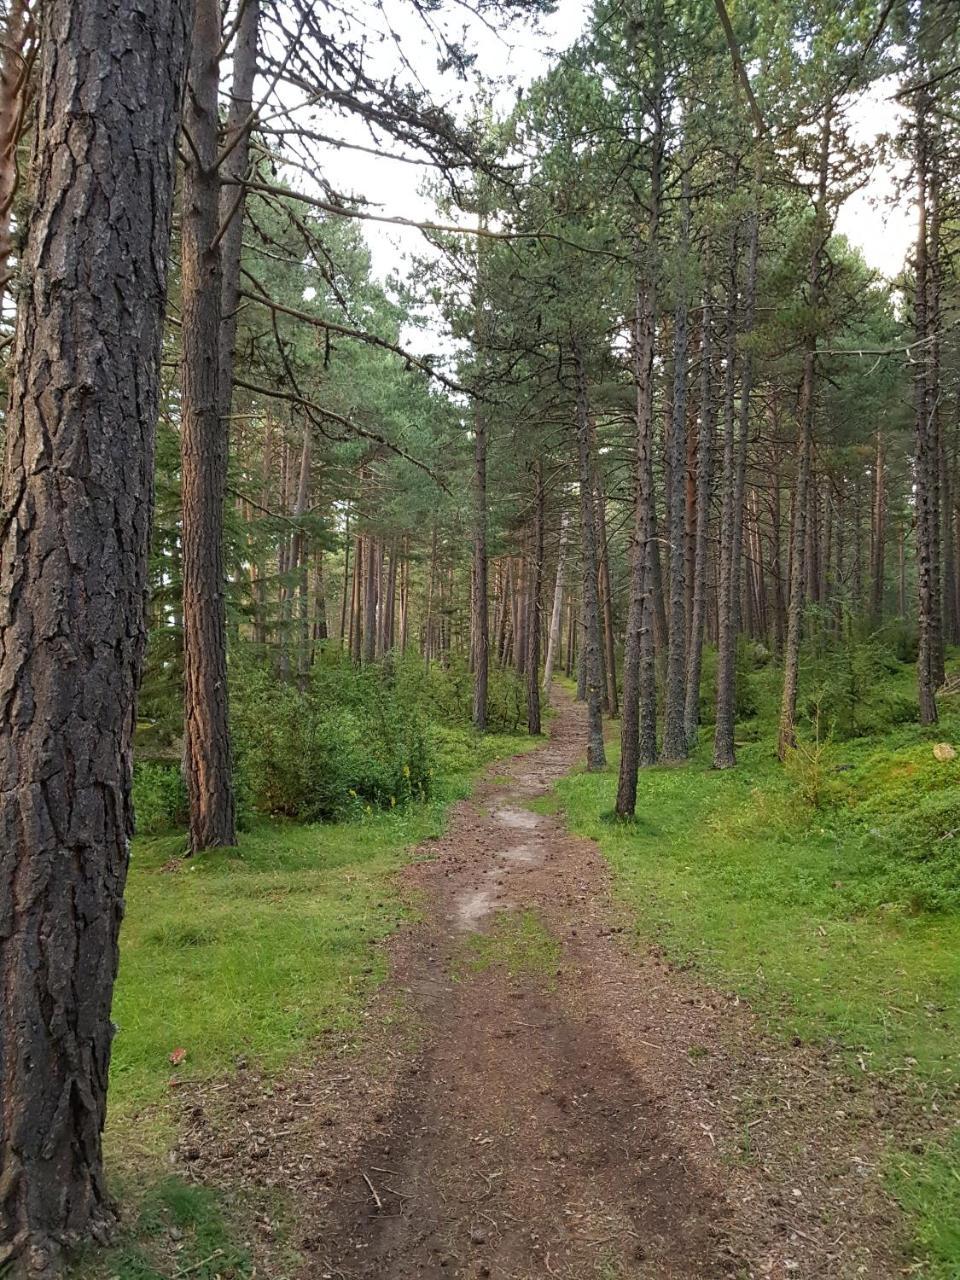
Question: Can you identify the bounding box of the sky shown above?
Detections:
[309,1,915,290]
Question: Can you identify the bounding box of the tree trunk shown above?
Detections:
[217,0,258,429]
[181,0,236,849]
[472,406,489,728]
[684,285,714,747]
[778,106,832,759]
[616,38,663,815]
[914,89,938,724]
[661,170,692,760]
[870,429,886,621]
[339,507,351,645]
[527,462,545,734]
[349,532,362,663]
[596,486,619,716]
[572,338,606,769]
[0,0,191,1266]
[362,535,378,665]
[713,229,740,766]
[291,418,311,689]
[543,513,569,697]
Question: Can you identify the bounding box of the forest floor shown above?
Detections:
[150,691,930,1280]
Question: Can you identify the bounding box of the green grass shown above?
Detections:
[554,670,960,1277]
[455,908,561,982]
[73,1179,255,1280]
[72,725,533,1279]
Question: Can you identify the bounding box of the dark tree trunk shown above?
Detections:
[713,229,740,767]
[684,286,714,747]
[527,462,545,734]
[0,0,191,1267]
[313,548,328,647]
[778,107,831,759]
[596,485,619,716]
[572,338,606,769]
[291,419,311,689]
[914,90,938,724]
[870,430,886,621]
[472,407,488,729]
[217,0,259,429]
[349,532,363,663]
[714,207,757,768]
[362,535,378,665]
[616,53,663,815]
[928,151,944,686]
[181,0,236,849]
[661,174,692,760]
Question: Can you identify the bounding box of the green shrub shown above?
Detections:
[696,641,759,728]
[132,762,188,835]
[391,652,527,733]
[231,656,434,822]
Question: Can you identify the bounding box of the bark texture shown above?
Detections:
[683,288,714,747]
[181,0,237,850]
[572,339,606,770]
[0,0,192,1269]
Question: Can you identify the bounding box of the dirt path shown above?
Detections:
[183,693,907,1278]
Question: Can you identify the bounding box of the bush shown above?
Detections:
[391,653,527,733]
[231,656,434,822]
[800,619,914,740]
[133,761,188,835]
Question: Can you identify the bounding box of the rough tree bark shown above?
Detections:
[472,405,488,729]
[596,485,619,717]
[661,170,692,761]
[0,0,192,1268]
[181,0,237,849]
[870,429,886,622]
[217,0,259,430]
[778,107,832,759]
[683,285,714,747]
[616,19,663,816]
[714,207,758,769]
[914,88,938,725]
[526,462,545,734]
[572,338,606,770]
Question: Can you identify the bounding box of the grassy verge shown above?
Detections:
[73,725,534,1279]
[553,678,960,1277]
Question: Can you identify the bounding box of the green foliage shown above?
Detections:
[799,614,914,739]
[392,652,528,734]
[74,1179,251,1280]
[230,654,434,822]
[132,763,188,837]
[888,1133,960,1279]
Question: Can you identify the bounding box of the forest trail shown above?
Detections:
[183,693,902,1279]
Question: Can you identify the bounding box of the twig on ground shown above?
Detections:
[362,1170,384,1211]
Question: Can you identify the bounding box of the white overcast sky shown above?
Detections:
[309,1,914,290]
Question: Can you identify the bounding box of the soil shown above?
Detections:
[176,693,917,1279]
